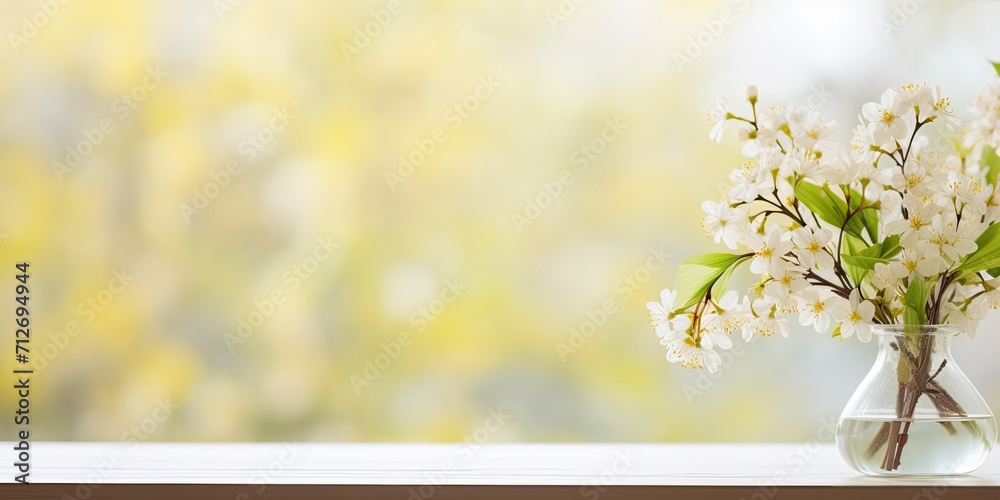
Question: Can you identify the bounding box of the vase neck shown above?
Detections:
[875,331,954,360]
[871,325,960,354]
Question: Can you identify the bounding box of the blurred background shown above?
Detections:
[2,0,1000,443]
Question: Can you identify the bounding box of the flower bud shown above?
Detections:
[746,85,758,103]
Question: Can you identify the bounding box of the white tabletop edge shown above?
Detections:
[2,442,997,486]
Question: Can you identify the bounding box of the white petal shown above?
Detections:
[858,301,875,321]
[814,252,834,270]
[703,350,722,373]
[889,119,909,140]
[861,103,882,122]
[841,321,856,339]
[815,314,830,333]
[660,289,676,308]
[856,323,872,343]
[813,228,832,246]
[713,333,733,350]
[798,312,814,327]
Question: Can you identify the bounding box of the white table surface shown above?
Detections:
[3,442,999,486]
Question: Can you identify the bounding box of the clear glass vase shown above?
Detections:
[836,325,997,475]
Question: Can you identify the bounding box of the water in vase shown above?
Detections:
[838,415,997,475]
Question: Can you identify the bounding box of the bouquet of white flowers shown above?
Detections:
[649,67,1000,472]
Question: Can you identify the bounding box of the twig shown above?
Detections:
[927,359,947,385]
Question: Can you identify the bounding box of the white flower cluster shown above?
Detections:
[965,80,1000,153]
[650,79,1000,372]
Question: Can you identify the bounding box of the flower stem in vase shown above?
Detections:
[878,334,946,471]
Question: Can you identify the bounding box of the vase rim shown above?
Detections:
[869,324,963,336]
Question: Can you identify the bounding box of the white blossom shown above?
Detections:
[742,127,779,157]
[742,297,789,340]
[872,262,907,296]
[789,109,837,152]
[862,89,911,149]
[938,171,989,217]
[647,289,690,337]
[942,301,986,339]
[763,266,809,313]
[916,212,977,263]
[728,159,769,203]
[852,163,892,200]
[885,194,941,245]
[837,289,876,342]
[963,81,1000,152]
[896,83,933,113]
[708,98,730,143]
[929,85,960,129]
[892,244,944,280]
[972,279,1000,311]
[797,289,840,333]
[886,157,930,197]
[701,199,749,249]
[851,119,879,163]
[746,229,793,276]
[791,227,834,270]
[701,290,747,334]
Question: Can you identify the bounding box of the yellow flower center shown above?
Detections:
[682,357,703,370]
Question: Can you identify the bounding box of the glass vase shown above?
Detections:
[836,325,997,475]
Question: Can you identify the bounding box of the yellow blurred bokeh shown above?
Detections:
[2,0,1000,443]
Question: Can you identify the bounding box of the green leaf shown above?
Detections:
[825,185,873,242]
[795,182,844,227]
[848,188,878,243]
[956,223,1000,276]
[672,253,746,312]
[793,182,870,242]
[840,233,899,289]
[898,279,930,382]
[711,257,742,298]
[832,323,842,338]
[983,145,1000,188]
[993,60,1000,78]
[879,235,901,260]
[841,231,893,286]
[903,279,932,326]
[858,208,879,243]
[842,253,890,270]
[841,234,872,286]
[842,234,898,284]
